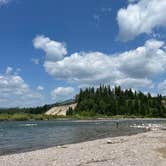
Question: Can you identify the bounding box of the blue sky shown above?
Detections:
[0,0,166,107]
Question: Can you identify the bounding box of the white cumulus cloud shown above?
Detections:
[44,52,122,87]
[33,35,67,62]
[0,68,43,107]
[118,39,166,78]
[37,36,166,90]
[117,0,166,41]
[33,35,166,93]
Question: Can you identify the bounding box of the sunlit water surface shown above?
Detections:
[0,119,165,155]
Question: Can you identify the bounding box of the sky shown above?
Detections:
[0,0,166,107]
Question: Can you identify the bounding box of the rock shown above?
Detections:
[56,146,67,148]
[57,146,62,148]
[107,140,113,144]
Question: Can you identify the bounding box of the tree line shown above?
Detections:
[67,85,166,117]
[0,105,51,115]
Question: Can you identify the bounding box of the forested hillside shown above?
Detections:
[67,86,166,117]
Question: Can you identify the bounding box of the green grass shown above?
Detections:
[0,113,165,121]
[0,113,67,121]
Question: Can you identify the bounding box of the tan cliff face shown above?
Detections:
[45,103,77,116]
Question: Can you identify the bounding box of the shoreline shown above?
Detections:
[0,117,166,122]
[0,129,166,166]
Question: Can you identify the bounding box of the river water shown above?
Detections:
[0,119,165,155]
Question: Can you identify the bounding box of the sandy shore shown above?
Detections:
[0,130,166,166]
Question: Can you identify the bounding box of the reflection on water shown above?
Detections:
[0,119,165,155]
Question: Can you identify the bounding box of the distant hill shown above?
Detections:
[0,99,75,115]
[1,86,166,118]
[51,99,75,106]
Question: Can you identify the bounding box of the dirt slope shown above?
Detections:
[45,103,77,116]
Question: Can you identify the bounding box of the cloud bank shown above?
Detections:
[34,35,166,93]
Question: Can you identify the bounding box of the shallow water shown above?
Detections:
[0,119,165,155]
